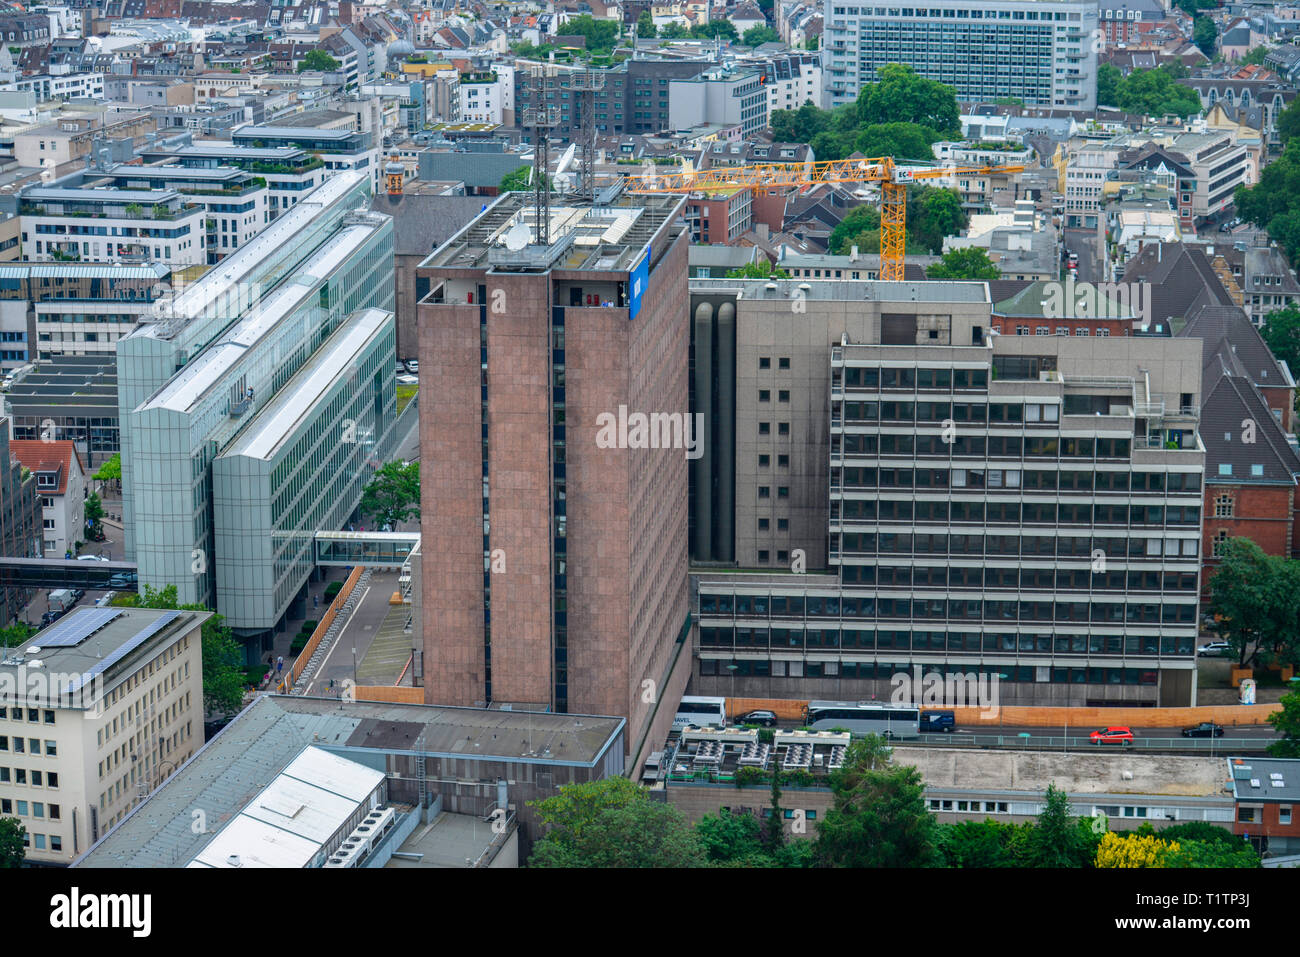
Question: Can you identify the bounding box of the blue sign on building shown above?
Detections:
[629,250,650,320]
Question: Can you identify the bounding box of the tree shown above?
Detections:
[766,768,785,849]
[93,453,121,485]
[1278,97,1300,146]
[1207,538,1300,669]
[1031,784,1098,868]
[359,461,420,530]
[742,25,780,46]
[1261,304,1300,381]
[806,35,819,51]
[500,165,549,192]
[83,491,104,541]
[1095,830,1177,868]
[815,763,939,867]
[0,818,23,867]
[1097,63,1121,107]
[1267,689,1300,759]
[690,20,737,40]
[1240,46,1270,67]
[856,64,959,137]
[927,247,1001,281]
[1193,16,1217,59]
[696,808,767,863]
[636,10,655,37]
[1160,821,1253,847]
[937,819,1033,867]
[657,22,690,39]
[726,259,789,280]
[0,621,34,648]
[909,186,967,254]
[1163,840,1261,868]
[298,50,340,73]
[854,122,936,161]
[828,204,883,255]
[559,14,621,56]
[528,777,705,867]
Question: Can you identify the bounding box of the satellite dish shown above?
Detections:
[504,221,532,251]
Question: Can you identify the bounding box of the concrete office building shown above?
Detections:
[822,0,1098,110]
[417,189,692,769]
[0,418,41,625]
[19,186,207,267]
[0,606,208,864]
[118,171,395,643]
[5,355,120,469]
[690,279,1206,707]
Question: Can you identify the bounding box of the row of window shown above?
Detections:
[700,629,1195,656]
[0,736,55,755]
[836,498,1201,526]
[0,798,60,821]
[702,596,1198,626]
[838,531,1200,559]
[839,434,1133,460]
[836,466,1199,491]
[0,708,56,724]
[839,366,987,390]
[0,766,59,787]
[699,659,1165,683]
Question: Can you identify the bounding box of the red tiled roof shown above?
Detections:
[8,440,82,496]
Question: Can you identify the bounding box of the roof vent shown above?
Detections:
[227,854,242,867]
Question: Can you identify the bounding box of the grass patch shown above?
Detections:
[396,383,418,414]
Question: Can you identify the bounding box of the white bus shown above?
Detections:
[673,695,727,730]
[803,701,920,739]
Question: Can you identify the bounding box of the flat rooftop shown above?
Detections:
[235,126,358,141]
[151,144,309,162]
[123,170,367,346]
[421,190,685,274]
[139,222,382,415]
[72,695,625,868]
[1227,756,1300,803]
[23,185,182,204]
[219,307,392,461]
[0,607,205,704]
[386,811,510,868]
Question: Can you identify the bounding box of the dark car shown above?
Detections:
[736,709,778,728]
[920,710,955,732]
[1182,722,1225,738]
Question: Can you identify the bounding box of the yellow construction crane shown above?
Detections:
[627,156,1026,281]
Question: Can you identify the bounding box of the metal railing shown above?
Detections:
[909,732,1269,753]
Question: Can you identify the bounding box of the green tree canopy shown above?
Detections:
[1267,689,1300,759]
[0,818,23,867]
[1098,65,1202,117]
[770,101,830,142]
[1193,16,1217,58]
[742,25,779,46]
[1031,783,1101,868]
[0,620,34,648]
[1260,303,1300,381]
[561,14,621,55]
[657,22,690,39]
[1240,46,1270,66]
[298,50,340,73]
[937,818,1034,867]
[690,20,737,40]
[636,9,655,37]
[927,246,1001,280]
[814,762,940,867]
[1207,538,1300,669]
[828,204,882,255]
[696,808,766,863]
[93,453,121,484]
[360,460,420,530]
[1278,97,1300,146]
[528,777,705,867]
[856,64,960,137]
[725,259,790,279]
[854,122,937,161]
[1163,840,1261,868]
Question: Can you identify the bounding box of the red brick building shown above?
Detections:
[1182,306,1300,591]
[991,280,1141,338]
[1228,757,1300,856]
[416,191,693,770]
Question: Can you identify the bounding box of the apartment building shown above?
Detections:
[668,69,768,139]
[230,124,380,193]
[19,186,206,267]
[750,53,822,120]
[690,278,1206,707]
[683,187,754,244]
[822,0,1098,110]
[8,440,85,558]
[1119,133,1249,224]
[117,172,395,646]
[138,143,327,221]
[0,607,207,863]
[1097,0,1164,47]
[416,190,692,770]
[5,355,120,470]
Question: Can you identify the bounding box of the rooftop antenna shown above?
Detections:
[522,62,559,244]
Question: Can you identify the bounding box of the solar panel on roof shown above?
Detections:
[64,611,181,695]
[36,608,123,647]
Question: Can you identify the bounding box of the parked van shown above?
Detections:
[920,710,955,733]
[47,588,77,613]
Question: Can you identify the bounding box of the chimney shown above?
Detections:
[850,244,858,262]
[756,222,769,240]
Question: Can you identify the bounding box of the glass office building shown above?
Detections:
[214,308,397,630]
[117,171,395,639]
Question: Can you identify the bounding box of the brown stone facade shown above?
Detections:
[416,224,691,761]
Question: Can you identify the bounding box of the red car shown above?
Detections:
[1090,726,1134,746]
